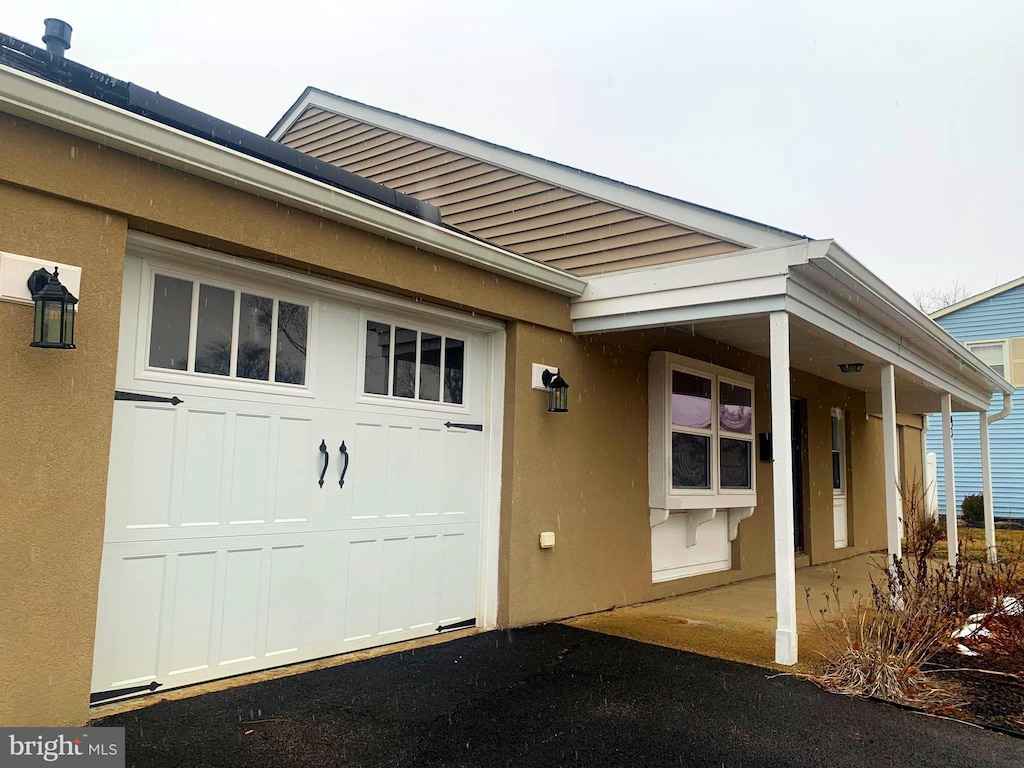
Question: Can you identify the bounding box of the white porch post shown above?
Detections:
[880,364,902,563]
[770,311,797,666]
[941,393,959,567]
[980,414,997,564]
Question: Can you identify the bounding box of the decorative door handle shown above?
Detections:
[318,439,329,488]
[338,441,350,489]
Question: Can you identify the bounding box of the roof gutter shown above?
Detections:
[0,64,587,298]
[817,241,1015,398]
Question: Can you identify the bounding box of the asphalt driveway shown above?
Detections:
[96,624,1023,767]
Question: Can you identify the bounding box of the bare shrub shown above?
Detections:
[806,481,1024,704]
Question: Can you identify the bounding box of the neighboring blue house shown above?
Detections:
[927,278,1024,519]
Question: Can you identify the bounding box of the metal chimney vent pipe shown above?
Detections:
[42,18,72,57]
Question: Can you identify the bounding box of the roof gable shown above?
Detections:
[933,279,1024,340]
[271,89,804,277]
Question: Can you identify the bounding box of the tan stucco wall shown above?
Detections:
[499,323,897,626]
[0,183,128,726]
[0,114,572,333]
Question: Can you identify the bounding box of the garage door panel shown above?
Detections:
[218,547,262,665]
[104,553,166,688]
[230,415,272,523]
[125,405,176,529]
[166,551,217,676]
[273,417,318,523]
[180,411,227,527]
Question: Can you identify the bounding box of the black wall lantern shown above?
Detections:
[541,368,569,413]
[28,266,77,349]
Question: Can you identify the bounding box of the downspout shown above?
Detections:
[981,390,1013,563]
[988,390,1013,424]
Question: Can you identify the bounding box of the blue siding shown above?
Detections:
[938,283,1024,339]
[927,283,1024,518]
[927,391,1024,517]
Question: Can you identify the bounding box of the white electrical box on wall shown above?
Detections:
[0,252,82,306]
[539,531,555,549]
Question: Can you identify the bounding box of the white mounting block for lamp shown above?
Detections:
[0,251,82,306]
[531,363,558,390]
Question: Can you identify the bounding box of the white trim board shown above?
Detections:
[0,64,586,298]
[269,89,805,250]
[570,238,1012,411]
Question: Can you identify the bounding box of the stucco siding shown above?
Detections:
[500,323,892,626]
[0,183,127,727]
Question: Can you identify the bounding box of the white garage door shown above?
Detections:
[91,240,501,700]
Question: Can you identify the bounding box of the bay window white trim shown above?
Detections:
[649,351,756,511]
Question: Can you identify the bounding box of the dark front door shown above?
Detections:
[790,398,806,553]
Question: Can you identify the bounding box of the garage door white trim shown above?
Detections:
[93,232,505,700]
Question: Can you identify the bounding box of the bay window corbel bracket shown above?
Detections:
[650,507,720,548]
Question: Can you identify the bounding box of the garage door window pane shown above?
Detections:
[194,284,234,376]
[420,333,442,401]
[393,327,417,398]
[672,432,710,489]
[720,438,752,489]
[444,338,465,404]
[149,274,193,371]
[275,302,308,385]
[237,293,272,381]
[672,371,712,429]
[364,321,391,395]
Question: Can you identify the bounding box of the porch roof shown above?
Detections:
[571,239,1014,413]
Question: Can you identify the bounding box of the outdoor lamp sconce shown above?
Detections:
[541,368,570,413]
[28,266,77,349]
[838,362,864,374]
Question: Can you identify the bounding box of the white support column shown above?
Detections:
[880,365,902,563]
[769,311,797,666]
[941,393,959,567]
[980,414,997,564]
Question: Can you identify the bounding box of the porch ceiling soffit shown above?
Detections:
[571,239,1008,412]
[0,65,587,298]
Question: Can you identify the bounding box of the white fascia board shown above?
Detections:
[811,244,1014,396]
[273,90,803,250]
[0,66,586,298]
[573,295,786,335]
[575,240,815,304]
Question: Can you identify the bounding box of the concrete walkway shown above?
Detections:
[566,552,882,673]
[95,624,1022,767]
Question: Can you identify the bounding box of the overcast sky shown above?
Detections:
[7,2,1022,301]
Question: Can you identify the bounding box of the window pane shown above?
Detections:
[672,371,712,429]
[419,333,442,401]
[444,338,465,404]
[832,452,842,490]
[672,432,710,489]
[236,293,272,381]
[831,415,841,451]
[969,343,1006,376]
[194,284,234,376]
[149,274,193,371]
[275,302,308,385]
[393,327,417,398]
[364,321,391,395]
[719,382,752,434]
[720,438,751,489]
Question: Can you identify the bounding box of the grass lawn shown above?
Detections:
[934,522,1024,563]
